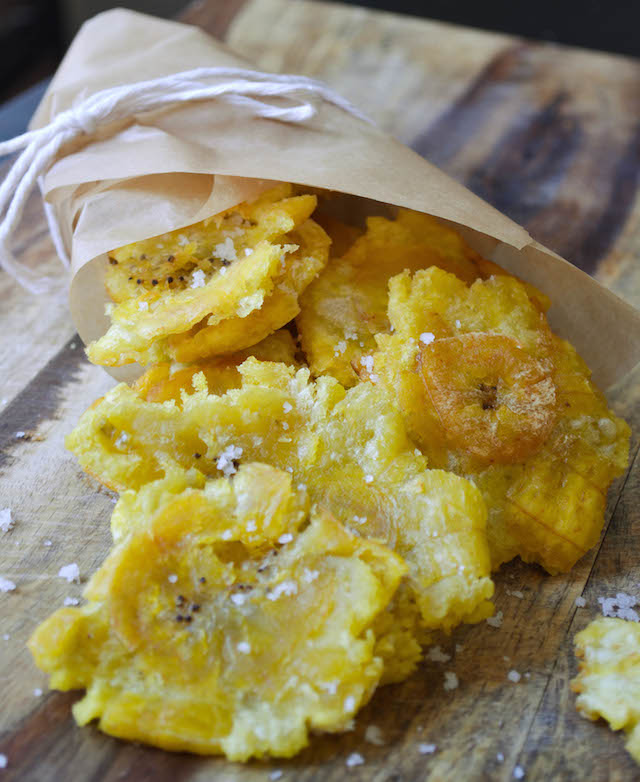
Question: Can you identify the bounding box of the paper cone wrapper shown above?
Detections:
[30,8,640,389]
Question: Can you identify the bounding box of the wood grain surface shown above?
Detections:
[1,1,640,780]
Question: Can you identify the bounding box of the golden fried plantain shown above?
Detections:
[88,185,329,367]
[572,617,640,764]
[373,267,630,574]
[29,463,407,760]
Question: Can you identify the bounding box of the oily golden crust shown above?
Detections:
[296,208,550,386]
[88,185,329,367]
[29,464,407,760]
[133,329,299,403]
[66,359,494,635]
[373,267,630,574]
[572,617,640,764]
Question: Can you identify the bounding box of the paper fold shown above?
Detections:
[29,8,640,388]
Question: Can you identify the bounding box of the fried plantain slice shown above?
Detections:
[66,359,494,633]
[572,617,640,764]
[372,267,630,574]
[87,185,329,367]
[296,207,548,387]
[29,463,407,760]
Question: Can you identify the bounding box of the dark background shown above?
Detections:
[1,0,638,108]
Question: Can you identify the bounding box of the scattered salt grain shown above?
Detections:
[278,533,293,545]
[419,332,435,345]
[507,670,521,683]
[345,752,364,768]
[15,431,26,439]
[114,431,129,449]
[514,766,525,779]
[244,248,253,257]
[303,568,319,583]
[167,573,178,584]
[283,402,293,413]
[246,520,257,532]
[598,417,617,439]
[598,593,639,621]
[455,319,461,328]
[217,445,243,477]
[364,474,374,484]
[574,596,586,608]
[0,577,16,593]
[496,752,505,763]
[190,269,206,288]
[486,610,503,628]
[427,646,451,663]
[138,301,149,311]
[344,695,356,712]
[0,508,14,533]
[418,743,437,755]
[221,530,233,540]
[443,671,459,691]
[334,340,347,356]
[360,355,374,373]
[364,725,385,746]
[231,593,247,606]
[63,597,79,606]
[267,581,298,601]
[269,771,283,781]
[0,754,6,769]
[43,540,52,547]
[58,563,80,583]
[237,642,251,654]
[214,237,237,263]
[178,234,189,246]
[33,688,43,697]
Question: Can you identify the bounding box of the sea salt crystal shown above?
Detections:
[419,332,435,345]
[507,670,521,683]
[360,355,374,373]
[486,610,503,628]
[426,646,451,663]
[0,508,14,533]
[278,533,293,544]
[0,577,16,592]
[303,568,319,583]
[237,641,251,654]
[334,340,347,356]
[0,754,6,769]
[167,573,178,583]
[344,695,356,712]
[114,431,129,449]
[15,431,26,439]
[231,593,247,606]
[58,563,80,583]
[190,269,206,288]
[443,671,459,691]
[269,771,283,781]
[267,581,298,601]
[496,752,505,763]
[514,766,525,779]
[598,593,639,621]
[364,725,385,746]
[43,540,52,547]
[283,402,293,413]
[364,474,374,484]
[217,445,243,477]
[244,248,253,257]
[246,520,257,532]
[138,301,149,311]
[214,237,237,263]
[63,597,79,606]
[221,530,232,540]
[33,688,43,697]
[418,743,437,755]
[345,752,364,768]
[455,319,461,328]
[574,596,586,608]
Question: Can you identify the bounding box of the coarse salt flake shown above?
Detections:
[267,580,298,601]
[15,431,26,439]
[514,766,525,779]
[598,592,639,621]
[486,610,503,628]
[214,236,237,262]
[237,641,251,654]
[0,577,16,592]
[217,445,243,477]
[231,593,247,606]
[345,752,364,768]
[496,752,505,763]
[278,533,293,544]
[167,573,178,583]
[443,671,458,691]
[574,596,586,608]
[364,474,374,484]
[364,725,385,746]
[283,402,293,413]
[0,754,6,769]
[269,772,283,781]
[344,695,356,712]
[419,332,435,345]
[303,568,319,583]
[63,597,79,606]
[427,646,451,663]
[507,670,521,683]
[360,355,374,372]
[190,269,206,288]
[33,688,43,697]
[138,301,149,311]
[244,248,253,257]
[455,319,461,328]
[418,743,437,755]
[0,508,14,533]
[58,563,80,583]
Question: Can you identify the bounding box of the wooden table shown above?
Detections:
[1,1,639,780]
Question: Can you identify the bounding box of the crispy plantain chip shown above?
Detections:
[88,185,329,367]
[572,617,640,765]
[372,267,630,574]
[29,463,407,760]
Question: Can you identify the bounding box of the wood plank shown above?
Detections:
[0,0,639,779]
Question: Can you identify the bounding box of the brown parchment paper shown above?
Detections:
[30,8,640,389]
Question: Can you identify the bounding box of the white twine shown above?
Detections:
[0,66,373,293]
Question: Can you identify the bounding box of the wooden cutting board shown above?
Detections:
[1,1,639,779]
